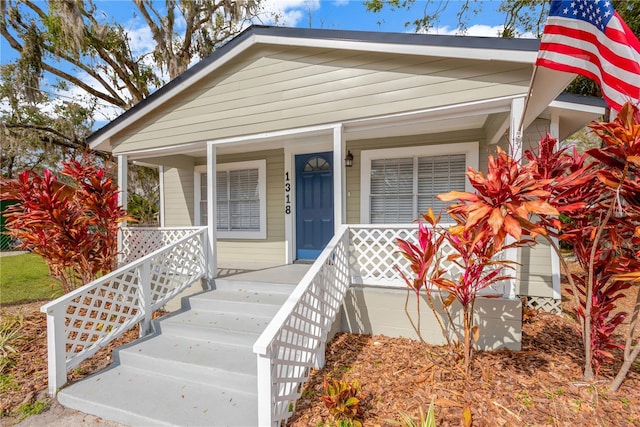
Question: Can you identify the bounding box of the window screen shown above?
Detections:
[370,154,466,223]
[200,168,260,231]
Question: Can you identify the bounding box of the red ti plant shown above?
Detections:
[1,154,129,293]
[395,146,556,371]
[432,142,586,371]
[395,210,448,344]
[524,103,640,389]
[580,103,640,387]
[431,214,513,371]
[440,146,558,251]
[434,146,562,371]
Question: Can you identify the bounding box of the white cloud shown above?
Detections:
[126,23,157,57]
[333,0,349,6]
[259,0,320,27]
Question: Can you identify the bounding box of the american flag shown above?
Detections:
[536,0,640,111]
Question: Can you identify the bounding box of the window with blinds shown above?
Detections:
[370,154,466,223]
[200,168,261,231]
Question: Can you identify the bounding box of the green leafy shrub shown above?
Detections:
[389,397,437,427]
[0,313,24,373]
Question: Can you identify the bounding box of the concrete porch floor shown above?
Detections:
[217,262,311,285]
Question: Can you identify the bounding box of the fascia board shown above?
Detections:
[548,99,606,115]
[254,33,538,64]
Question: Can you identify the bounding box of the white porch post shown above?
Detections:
[548,114,562,300]
[207,143,217,280]
[158,165,165,227]
[44,305,67,396]
[256,351,273,426]
[505,97,525,299]
[117,155,128,263]
[333,124,345,230]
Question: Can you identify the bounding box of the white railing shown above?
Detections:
[254,223,513,425]
[40,227,207,395]
[253,225,351,426]
[119,226,204,264]
[349,224,508,296]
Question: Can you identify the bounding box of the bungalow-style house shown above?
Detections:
[43,26,606,426]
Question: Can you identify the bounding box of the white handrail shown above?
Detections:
[40,227,207,395]
[119,226,204,264]
[254,225,351,426]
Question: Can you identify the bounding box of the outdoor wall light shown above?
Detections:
[345,150,354,168]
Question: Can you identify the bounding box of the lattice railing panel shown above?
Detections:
[41,228,207,395]
[64,267,142,364]
[524,296,562,314]
[148,236,206,310]
[120,227,203,264]
[349,225,461,285]
[254,224,520,425]
[348,225,509,296]
[255,227,351,426]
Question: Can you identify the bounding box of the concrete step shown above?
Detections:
[57,365,258,426]
[114,334,256,393]
[156,308,270,345]
[58,282,290,426]
[185,288,289,316]
[213,277,296,294]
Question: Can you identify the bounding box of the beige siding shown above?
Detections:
[195,149,287,266]
[160,149,286,265]
[517,238,555,298]
[487,117,550,166]
[216,241,285,268]
[341,286,521,350]
[111,46,531,154]
[522,118,552,151]
[163,166,194,226]
[345,129,486,224]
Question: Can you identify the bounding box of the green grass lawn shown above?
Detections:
[0,254,63,305]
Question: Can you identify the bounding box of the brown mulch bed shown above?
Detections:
[1,284,639,426]
[289,284,640,426]
[0,301,165,424]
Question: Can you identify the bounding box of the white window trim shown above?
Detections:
[360,141,479,223]
[195,160,267,239]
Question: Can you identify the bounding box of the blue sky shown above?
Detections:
[256,0,510,34]
[0,1,525,125]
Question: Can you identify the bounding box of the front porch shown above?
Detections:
[41,225,521,426]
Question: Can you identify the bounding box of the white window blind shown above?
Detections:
[200,168,260,231]
[370,158,414,224]
[418,154,466,218]
[370,154,466,223]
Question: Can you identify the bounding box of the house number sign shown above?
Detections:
[285,171,291,214]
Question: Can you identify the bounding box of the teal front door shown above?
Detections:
[295,152,334,260]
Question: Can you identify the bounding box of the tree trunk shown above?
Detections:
[463,308,472,373]
[610,344,640,391]
[610,287,640,391]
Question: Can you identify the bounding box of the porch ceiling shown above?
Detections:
[125,105,504,163]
